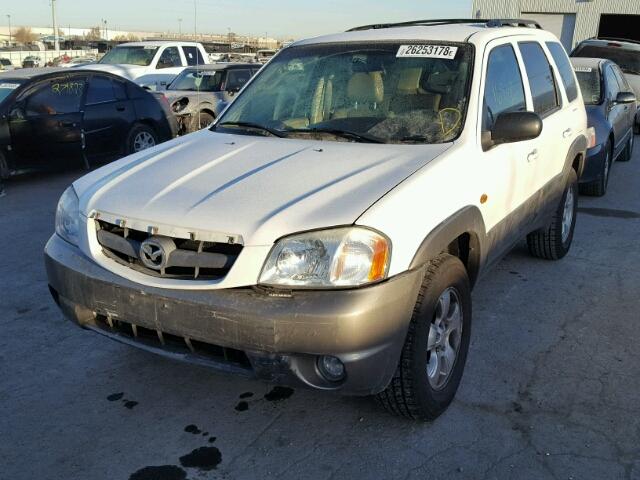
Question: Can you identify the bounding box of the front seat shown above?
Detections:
[333,72,384,119]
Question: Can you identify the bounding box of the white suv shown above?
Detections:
[82,41,209,90]
[46,19,587,420]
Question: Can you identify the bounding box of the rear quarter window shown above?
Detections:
[546,42,578,102]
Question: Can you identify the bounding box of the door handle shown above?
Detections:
[116,106,126,111]
[562,128,573,138]
[527,149,539,162]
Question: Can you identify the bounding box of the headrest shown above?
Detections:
[397,68,423,93]
[347,72,384,104]
[423,70,458,94]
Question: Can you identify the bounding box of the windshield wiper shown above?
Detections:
[215,121,286,138]
[285,127,385,144]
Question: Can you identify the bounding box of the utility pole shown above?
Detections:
[51,0,59,52]
[6,15,11,45]
[178,18,182,37]
[193,0,197,40]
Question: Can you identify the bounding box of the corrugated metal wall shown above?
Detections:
[471,0,640,47]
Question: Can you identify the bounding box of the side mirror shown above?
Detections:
[615,91,636,104]
[483,111,543,150]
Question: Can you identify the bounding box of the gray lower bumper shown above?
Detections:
[44,235,424,395]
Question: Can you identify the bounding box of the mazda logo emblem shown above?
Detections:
[139,238,169,270]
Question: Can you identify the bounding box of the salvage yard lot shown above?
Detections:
[1,142,640,480]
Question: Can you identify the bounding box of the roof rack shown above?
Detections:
[347,18,542,32]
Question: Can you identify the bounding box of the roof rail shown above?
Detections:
[347,18,542,32]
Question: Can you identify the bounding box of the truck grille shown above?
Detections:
[96,220,242,280]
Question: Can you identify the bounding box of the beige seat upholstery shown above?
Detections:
[390,68,441,114]
[333,72,384,119]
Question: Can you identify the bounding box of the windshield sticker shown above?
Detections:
[574,66,593,73]
[397,45,458,60]
[0,83,20,89]
[51,81,84,95]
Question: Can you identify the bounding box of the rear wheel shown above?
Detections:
[579,142,610,197]
[527,169,578,260]
[376,253,471,421]
[127,124,158,154]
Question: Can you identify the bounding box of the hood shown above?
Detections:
[75,131,451,246]
[78,63,147,79]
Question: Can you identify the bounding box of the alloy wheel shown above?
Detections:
[427,287,463,390]
[133,131,156,152]
[561,184,575,243]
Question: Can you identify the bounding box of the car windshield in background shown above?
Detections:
[573,45,640,75]
[0,59,11,66]
[0,81,22,103]
[575,67,602,105]
[99,46,159,66]
[216,42,473,144]
[168,69,223,91]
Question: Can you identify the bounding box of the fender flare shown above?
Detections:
[564,133,588,180]
[409,205,487,288]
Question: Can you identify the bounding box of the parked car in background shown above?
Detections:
[0,58,16,71]
[22,56,41,68]
[59,56,97,68]
[0,68,177,179]
[45,19,587,421]
[80,41,209,91]
[256,49,276,64]
[572,38,640,132]
[163,63,260,134]
[571,57,636,196]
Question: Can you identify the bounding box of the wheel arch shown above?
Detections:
[409,206,487,289]
[566,133,588,180]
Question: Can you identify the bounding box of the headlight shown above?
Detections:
[259,227,391,288]
[55,186,80,246]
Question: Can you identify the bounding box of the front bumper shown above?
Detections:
[45,234,424,395]
[579,143,606,184]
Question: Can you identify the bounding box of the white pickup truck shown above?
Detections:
[81,41,209,91]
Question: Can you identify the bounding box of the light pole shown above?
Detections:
[6,14,11,45]
[51,0,59,53]
[101,18,108,41]
[227,27,231,52]
[178,18,182,37]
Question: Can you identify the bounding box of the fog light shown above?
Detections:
[317,355,345,382]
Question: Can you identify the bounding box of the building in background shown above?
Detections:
[471,0,640,51]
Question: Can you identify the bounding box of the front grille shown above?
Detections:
[96,220,242,280]
[94,314,252,370]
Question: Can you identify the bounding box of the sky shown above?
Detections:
[4,0,472,39]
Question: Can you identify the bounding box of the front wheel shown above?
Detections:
[376,253,472,421]
[527,169,578,260]
[619,134,634,162]
[579,142,610,197]
[127,124,158,154]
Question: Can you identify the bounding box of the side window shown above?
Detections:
[226,69,252,91]
[483,44,526,132]
[546,42,578,102]
[157,47,182,69]
[182,46,205,66]
[518,42,560,116]
[612,65,631,92]
[26,79,84,116]
[605,66,621,98]
[86,76,115,104]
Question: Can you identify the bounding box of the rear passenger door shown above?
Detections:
[479,40,539,262]
[83,75,136,160]
[517,41,569,207]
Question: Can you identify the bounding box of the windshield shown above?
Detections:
[573,45,640,75]
[0,59,11,66]
[168,69,223,91]
[99,46,159,66]
[217,42,473,144]
[574,67,602,105]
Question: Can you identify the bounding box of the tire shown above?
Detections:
[127,124,158,154]
[189,111,214,133]
[579,142,611,197]
[527,168,578,260]
[0,152,9,180]
[376,253,472,421]
[618,133,634,162]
